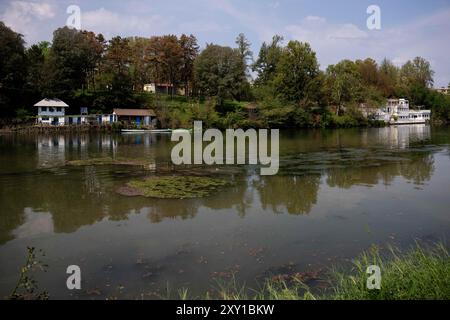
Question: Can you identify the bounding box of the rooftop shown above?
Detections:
[34,98,69,107]
[113,108,156,117]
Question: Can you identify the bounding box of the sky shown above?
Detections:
[1,0,449,87]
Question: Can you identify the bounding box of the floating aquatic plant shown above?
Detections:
[121,176,232,199]
[66,157,154,169]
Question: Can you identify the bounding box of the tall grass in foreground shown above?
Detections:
[330,242,450,300]
[184,243,450,300]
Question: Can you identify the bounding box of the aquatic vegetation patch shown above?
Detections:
[121,176,233,199]
[67,157,117,166]
[66,157,154,169]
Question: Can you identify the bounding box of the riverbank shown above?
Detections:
[186,242,450,300]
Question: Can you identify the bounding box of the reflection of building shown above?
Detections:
[375,99,431,124]
[37,135,66,168]
[35,98,69,125]
[374,124,431,149]
[37,135,120,168]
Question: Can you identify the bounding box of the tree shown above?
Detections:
[378,58,399,97]
[24,42,50,107]
[235,33,253,74]
[96,36,134,108]
[252,35,283,85]
[0,22,27,117]
[145,35,184,96]
[400,57,434,88]
[129,37,152,92]
[82,31,105,91]
[160,35,183,94]
[234,33,253,100]
[325,60,364,115]
[179,34,199,96]
[194,44,246,104]
[273,41,320,103]
[45,27,104,101]
[356,58,379,87]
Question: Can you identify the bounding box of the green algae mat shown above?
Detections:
[119,176,233,199]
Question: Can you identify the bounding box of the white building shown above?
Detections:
[35,98,69,125]
[375,99,431,124]
[143,83,185,95]
[435,86,449,95]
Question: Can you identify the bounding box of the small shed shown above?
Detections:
[113,109,156,126]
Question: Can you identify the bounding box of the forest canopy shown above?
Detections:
[1,22,449,128]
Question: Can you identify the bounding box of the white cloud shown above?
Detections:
[328,24,368,40]
[1,1,56,43]
[286,16,367,43]
[285,10,450,87]
[82,7,169,39]
[304,15,326,24]
[178,20,231,34]
[212,0,277,42]
[268,2,280,9]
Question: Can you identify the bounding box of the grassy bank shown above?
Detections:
[184,242,450,300]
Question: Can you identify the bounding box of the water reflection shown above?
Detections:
[256,175,321,215]
[0,125,447,245]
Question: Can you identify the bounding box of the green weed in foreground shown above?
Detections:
[182,243,450,300]
[331,243,450,300]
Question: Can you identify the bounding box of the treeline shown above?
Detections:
[1,21,450,128]
[251,35,450,127]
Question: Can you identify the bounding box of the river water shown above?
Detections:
[0,124,449,299]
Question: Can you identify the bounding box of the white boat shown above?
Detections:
[121,129,172,134]
[171,129,193,133]
[375,99,431,125]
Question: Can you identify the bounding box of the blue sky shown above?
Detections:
[1,0,449,86]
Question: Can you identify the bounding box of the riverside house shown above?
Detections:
[35,98,90,125]
[113,108,156,126]
[34,98,156,127]
[35,98,69,125]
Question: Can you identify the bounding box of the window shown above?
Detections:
[49,107,54,112]
[42,117,49,121]
[57,107,62,112]
[41,107,47,112]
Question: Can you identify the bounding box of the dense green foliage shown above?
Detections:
[1,22,450,127]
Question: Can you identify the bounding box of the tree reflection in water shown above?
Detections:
[0,125,447,244]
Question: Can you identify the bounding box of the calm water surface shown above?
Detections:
[0,125,450,299]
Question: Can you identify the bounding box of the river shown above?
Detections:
[0,124,449,299]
